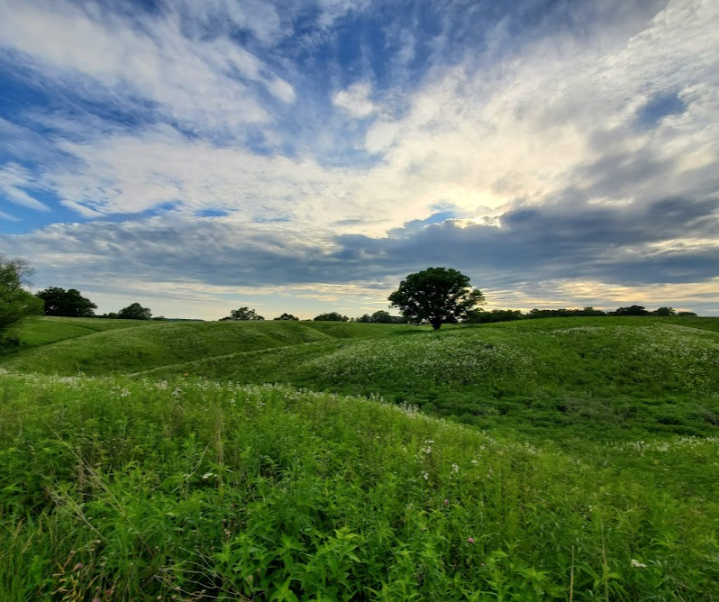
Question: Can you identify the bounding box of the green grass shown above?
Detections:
[4,316,154,349]
[133,319,719,442]
[1,373,718,601]
[0,319,407,375]
[2,315,719,600]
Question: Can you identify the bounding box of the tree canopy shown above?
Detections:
[273,313,299,321]
[36,287,97,318]
[1,256,44,336]
[118,303,152,320]
[389,267,485,330]
[356,310,403,324]
[613,305,649,316]
[220,307,265,321]
[313,312,349,322]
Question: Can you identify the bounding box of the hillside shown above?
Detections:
[137,318,719,441]
[1,316,719,599]
[1,372,718,600]
[1,318,408,375]
[3,316,719,442]
[4,315,155,348]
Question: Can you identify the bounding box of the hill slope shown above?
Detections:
[138,318,719,440]
[4,315,155,348]
[4,317,719,440]
[0,319,408,375]
[1,372,718,600]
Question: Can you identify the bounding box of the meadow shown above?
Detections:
[1,316,718,600]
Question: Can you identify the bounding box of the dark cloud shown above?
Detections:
[4,195,718,297]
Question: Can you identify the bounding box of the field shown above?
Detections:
[1,316,719,600]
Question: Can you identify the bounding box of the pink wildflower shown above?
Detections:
[467,537,475,544]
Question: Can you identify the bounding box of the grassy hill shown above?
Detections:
[1,318,408,375]
[1,315,719,600]
[128,318,719,441]
[2,372,718,601]
[4,315,154,348]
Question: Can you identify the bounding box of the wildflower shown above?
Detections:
[202,472,215,480]
[73,562,84,571]
[467,537,475,544]
[422,472,429,481]
[444,499,449,506]
[631,559,647,568]
[451,463,459,474]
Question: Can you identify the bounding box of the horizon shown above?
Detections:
[1,0,718,319]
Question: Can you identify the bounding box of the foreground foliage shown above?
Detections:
[1,373,718,601]
[0,256,43,339]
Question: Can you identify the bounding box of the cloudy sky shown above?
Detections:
[1,0,718,319]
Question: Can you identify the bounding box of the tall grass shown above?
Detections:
[1,372,718,600]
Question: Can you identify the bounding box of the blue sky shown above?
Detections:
[1,0,718,319]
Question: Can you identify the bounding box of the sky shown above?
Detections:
[0,0,718,320]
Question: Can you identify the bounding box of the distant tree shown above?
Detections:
[653,307,676,316]
[465,309,523,324]
[313,312,349,322]
[677,311,697,317]
[355,314,372,323]
[579,306,607,316]
[1,255,44,337]
[613,305,649,316]
[99,312,119,319]
[36,287,97,317]
[369,310,395,324]
[220,307,265,321]
[274,313,299,321]
[118,303,152,320]
[389,267,485,330]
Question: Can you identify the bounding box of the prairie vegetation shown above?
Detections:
[1,316,718,600]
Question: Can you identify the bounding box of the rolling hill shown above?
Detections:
[1,315,718,600]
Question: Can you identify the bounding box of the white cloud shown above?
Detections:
[332,82,377,118]
[0,0,295,133]
[0,164,50,211]
[2,0,717,239]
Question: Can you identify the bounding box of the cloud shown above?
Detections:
[332,82,377,118]
[5,195,718,303]
[0,163,50,212]
[0,0,295,134]
[1,0,718,315]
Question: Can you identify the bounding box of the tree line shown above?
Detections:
[0,257,702,345]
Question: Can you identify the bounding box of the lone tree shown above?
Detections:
[220,307,265,321]
[1,255,44,336]
[389,267,485,330]
[118,303,152,320]
[36,287,97,317]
